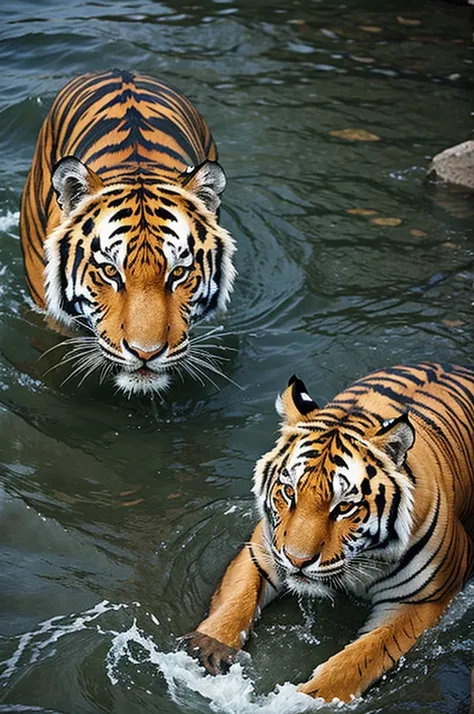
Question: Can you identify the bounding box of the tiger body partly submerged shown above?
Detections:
[20,69,235,395]
[186,362,474,702]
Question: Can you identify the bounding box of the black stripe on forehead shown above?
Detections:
[109,224,129,240]
[82,217,94,236]
[298,463,334,498]
[161,224,178,239]
[194,219,207,243]
[107,194,127,209]
[159,196,177,207]
[329,452,348,469]
[155,206,177,222]
[111,207,133,222]
[124,238,166,271]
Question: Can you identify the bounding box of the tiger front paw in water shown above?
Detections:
[186,362,474,701]
[182,630,238,675]
[296,646,370,703]
[20,69,236,396]
[297,669,358,704]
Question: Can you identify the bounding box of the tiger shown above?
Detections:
[20,69,236,395]
[184,362,474,702]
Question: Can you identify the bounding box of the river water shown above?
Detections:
[0,1,473,712]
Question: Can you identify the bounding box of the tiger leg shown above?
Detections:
[297,598,452,703]
[183,520,280,674]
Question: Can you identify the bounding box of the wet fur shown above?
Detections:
[186,362,474,702]
[20,69,236,394]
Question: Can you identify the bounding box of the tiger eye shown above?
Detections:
[283,484,295,501]
[338,501,354,514]
[103,263,118,279]
[171,265,186,280]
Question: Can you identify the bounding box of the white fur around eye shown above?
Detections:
[279,467,293,484]
[331,501,358,520]
[334,472,350,499]
[281,483,295,507]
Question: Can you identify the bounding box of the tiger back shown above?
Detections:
[20,69,236,395]
[185,362,474,702]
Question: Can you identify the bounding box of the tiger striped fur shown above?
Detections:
[20,69,235,395]
[185,362,474,702]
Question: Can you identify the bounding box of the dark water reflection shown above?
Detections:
[1,1,473,712]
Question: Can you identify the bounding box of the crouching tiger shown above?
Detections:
[20,69,236,395]
[184,362,474,702]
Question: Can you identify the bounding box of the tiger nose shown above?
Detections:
[284,547,317,569]
[123,339,168,362]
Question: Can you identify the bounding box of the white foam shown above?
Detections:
[0,210,20,234]
[0,600,325,713]
[0,599,128,682]
[4,591,472,714]
[104,618,330,713]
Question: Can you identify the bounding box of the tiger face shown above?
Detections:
[44,157,236,395]
[253,376,415,598]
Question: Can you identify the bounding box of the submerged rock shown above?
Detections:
[427,140,474,190]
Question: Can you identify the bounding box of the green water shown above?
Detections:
[0,1,473,712]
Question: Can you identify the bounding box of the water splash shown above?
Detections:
[0,600,129,683]
[0,601,336,714]
[0,211,20,235]
[105,620,332,713]
[4,589,472,714]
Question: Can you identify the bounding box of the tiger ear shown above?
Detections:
[181,160,226,213]
[276,375,319,426]
[52,157,104,216]
[374,413,415,468]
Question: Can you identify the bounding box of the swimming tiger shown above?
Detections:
[184,362,474,702]
[20,69,236,395]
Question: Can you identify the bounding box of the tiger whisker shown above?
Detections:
[189,335,234,347]
[60,351,103,387]
[65,351,102,378]
[351,562,385,575]
[189,342,237,354]
[349,557,387,574]
[180,359,206,387]
[186,358,221,390]
[189,328,239,344]
[188,353,242,390]
[42,344,97,366]
[69,315,96,335]
[190,325,227,336]
[42,348,96,377]
[190,343,230,356]
[189,345,227,360]
[172,363,186,384]
[99,359,115,385]
[189,348,230,368]
[242,541,275,568]
[77,359,104,387]
[340,565,375,592]
[38,336,97,361]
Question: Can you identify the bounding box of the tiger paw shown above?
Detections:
[180,630,239,675]
[297,665,360,704]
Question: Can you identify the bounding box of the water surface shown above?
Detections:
[0,1,473,712]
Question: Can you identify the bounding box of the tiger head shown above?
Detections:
[44,157,236,395]
[253,376,415,598]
